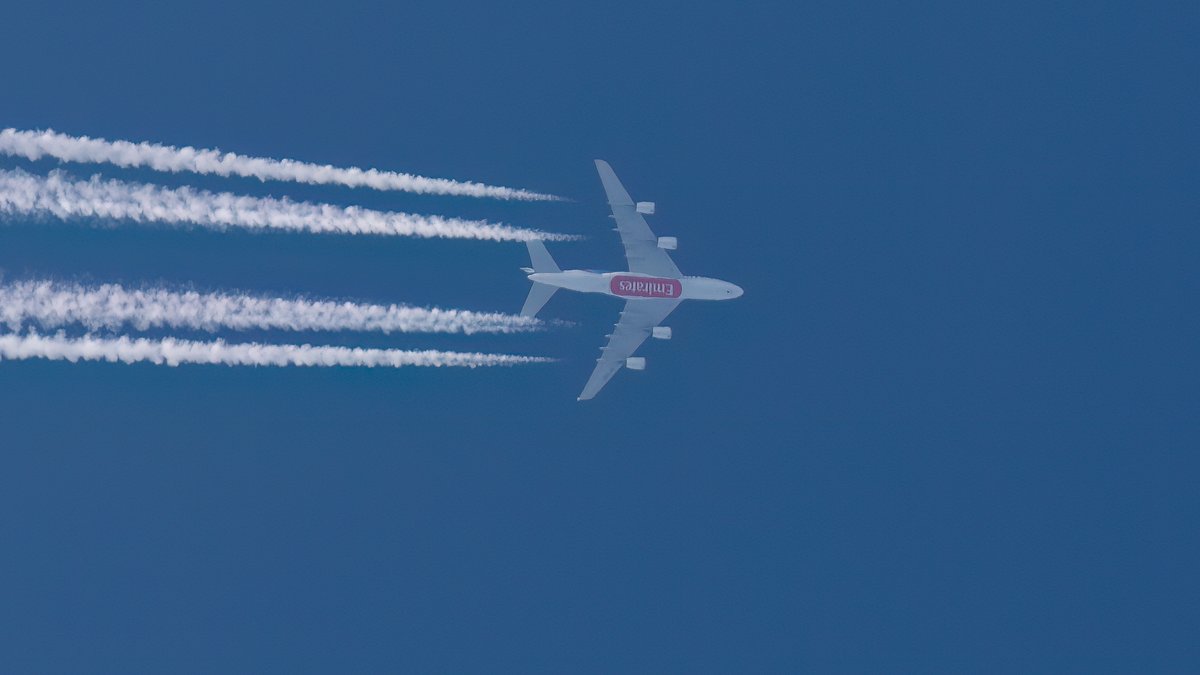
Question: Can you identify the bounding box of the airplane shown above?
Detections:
[520,159,743,400]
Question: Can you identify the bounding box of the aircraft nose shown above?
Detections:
[729,283,744,298]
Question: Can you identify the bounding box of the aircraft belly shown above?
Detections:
[535,271,610,294]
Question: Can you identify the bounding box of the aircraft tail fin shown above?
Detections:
[521,282,558,318]
[526,240,560,273]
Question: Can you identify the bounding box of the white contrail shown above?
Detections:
[0,128,560,201]
[0,279,544,335]
[0,169,575,242]
[0,332,553,368]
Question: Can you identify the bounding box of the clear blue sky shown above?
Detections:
[0,1,1196,672]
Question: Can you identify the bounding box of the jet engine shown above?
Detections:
[636,201,656,215]
[652,326,672,340]
[625,357,646,370]
[657,236,677,250]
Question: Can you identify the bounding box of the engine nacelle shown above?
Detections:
[657,236,677,250]
[652,326,672,340]
[636,201,656,215]
[625,357,646,371]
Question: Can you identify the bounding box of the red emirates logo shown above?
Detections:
[610,275,681,298]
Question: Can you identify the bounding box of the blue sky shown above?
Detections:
[0,1,1196,672]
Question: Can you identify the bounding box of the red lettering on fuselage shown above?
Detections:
[609,275,682,299]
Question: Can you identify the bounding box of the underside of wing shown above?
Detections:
[578,299,681,401]
[595,160,681,279]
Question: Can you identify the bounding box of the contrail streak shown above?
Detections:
[0,332,553,368]
[0,169,575,242]
[0,128,560,201]
[0,280,544,335]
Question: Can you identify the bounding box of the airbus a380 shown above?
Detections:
[520,160,743,400]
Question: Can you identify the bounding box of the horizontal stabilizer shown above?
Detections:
[526,240,560,273]
[521,282,558,318]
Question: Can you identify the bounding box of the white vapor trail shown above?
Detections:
[0,169,575,242]
[0,332,553,368]
[0,128,560,201]
[0,280,545,335]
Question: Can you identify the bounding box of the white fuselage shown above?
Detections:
[528,270,743,301]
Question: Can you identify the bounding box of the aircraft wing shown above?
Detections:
[578,298,681,400]
[595,160,682,278]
